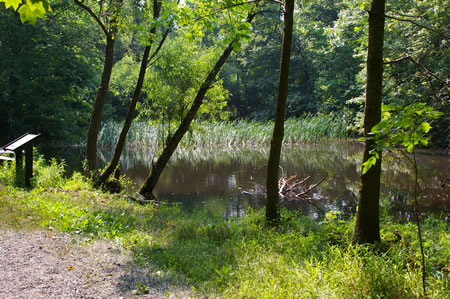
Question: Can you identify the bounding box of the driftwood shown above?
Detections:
[241,167,328,214]
[278,168,327,214]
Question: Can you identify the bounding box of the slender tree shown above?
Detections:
[74,0,124,171]
[139,10,257,198]
[265,0,294,224]
[353,0,385,244]
[99,0,163,184]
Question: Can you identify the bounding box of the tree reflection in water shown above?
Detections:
[44,141,449,220]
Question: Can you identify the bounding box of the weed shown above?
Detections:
[0,160,448,297]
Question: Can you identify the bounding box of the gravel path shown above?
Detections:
[0,229,191,298]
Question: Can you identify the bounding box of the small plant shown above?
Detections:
[135,282,150,295]
[0,159,16,186]
[33,157,66,188]
[361,102,443,296]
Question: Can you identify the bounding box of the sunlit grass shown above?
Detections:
[98,113,349,149]
[0,161,448,297]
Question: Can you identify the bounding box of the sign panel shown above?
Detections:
[4,133,40,151]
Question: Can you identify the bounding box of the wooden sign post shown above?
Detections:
[4,133,40,186]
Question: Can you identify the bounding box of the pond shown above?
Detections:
[43,141,449,221]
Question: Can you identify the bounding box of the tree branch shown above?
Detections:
[409,57,444,105]
[408,55,447,84]
[147,27,171,65]
[194,0,278,22]
[74,0,109,36]
[383,55,410,64]
[390,11,424,19]
[210,0,282,15]
[385,54,447,105]
[385,14,449,39]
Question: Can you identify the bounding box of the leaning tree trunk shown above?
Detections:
[265,0,294,224]
[99,0,161,184]
[139,13,257,198]
[353,0,385,244]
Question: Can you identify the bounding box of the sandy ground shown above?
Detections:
[0,229,191,298]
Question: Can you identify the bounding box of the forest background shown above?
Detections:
[0,0,449,296]
[1,0,448,150]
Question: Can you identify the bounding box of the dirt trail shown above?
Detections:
[0,229,190,298]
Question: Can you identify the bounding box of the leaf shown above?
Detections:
[419,122,431,133]
[2,0,22,10]
[420,139,428,146]
[18,4,38,24]
[381,104,396,111]
[371,120,387,132]
[231,40,241,51]
[406,143,414,153]
[14,0,49,24]
[362,156,377,175]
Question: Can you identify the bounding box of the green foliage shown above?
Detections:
[343,0,449,143]
[140,31,230,137]
[383,0,449,111]
[32,157,66,188]
[0,161,448,297]
[110,54,139,96]
[0,154,93,190]
[362,103,443,174]
[222,0,365,119]
[1,0,51,24]
[0,160,16,186]
[1,0,448,147]
[0,1,102,146]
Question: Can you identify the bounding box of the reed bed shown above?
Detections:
[98,113,348,149]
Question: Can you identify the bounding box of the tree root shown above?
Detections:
[127,193,158,205]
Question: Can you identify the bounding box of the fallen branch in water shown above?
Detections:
[278,169,328,214]
[241,168,328,214]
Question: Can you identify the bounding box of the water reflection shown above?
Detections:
[42,142,449,220]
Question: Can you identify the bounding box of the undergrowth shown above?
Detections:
[0,160,448,298]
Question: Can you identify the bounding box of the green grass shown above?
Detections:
[0,161,448,297]
[97,113,349,149]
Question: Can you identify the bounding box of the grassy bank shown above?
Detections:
[1,160,448,297]
[98,113,348,149]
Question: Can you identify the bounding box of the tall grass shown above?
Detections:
[98,113,348,149]
[0,161,449,297]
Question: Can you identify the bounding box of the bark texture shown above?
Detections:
[353,0,385,244]
[99,0,161,184]
[75,0,123,171]
[139,13,257,198]
[86,36,115,171]
[265,0,294,224]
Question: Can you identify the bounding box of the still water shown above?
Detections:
[45,141,449,221]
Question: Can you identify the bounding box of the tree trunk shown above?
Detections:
[353,0,385,244]
[139,13,257,198]
[265,0,294,224]
[99,0,161,184]
[75,0,124,172]
[86,35,115,171]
